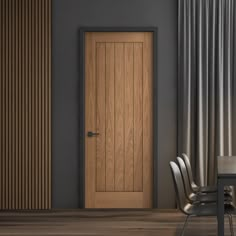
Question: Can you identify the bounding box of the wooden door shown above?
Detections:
[85,32,153,208]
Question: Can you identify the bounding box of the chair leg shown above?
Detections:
[228,214,234,236]
[180,215,191,236]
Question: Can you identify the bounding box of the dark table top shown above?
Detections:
[218,156,236,177]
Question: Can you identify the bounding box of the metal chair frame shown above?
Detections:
[170,161,234,236]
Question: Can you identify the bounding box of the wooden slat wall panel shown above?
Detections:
[0,0,51,210]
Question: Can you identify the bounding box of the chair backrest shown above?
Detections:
[182,153,196,188]
[176,157,193,197]
[169,161,188,212]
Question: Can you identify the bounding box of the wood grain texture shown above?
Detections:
[0,210,230,236]
[90,32,145,43]
[0,0,51,210]
[95,192,143,208]
[143,33,153,208]
[134,43,143,192]
[114,43,125,192]
[96,43,106,192]
[124,43,134,192]
[105,43,115,192]
[85,32,153,208]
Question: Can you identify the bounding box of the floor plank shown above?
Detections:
[0,210,234,235]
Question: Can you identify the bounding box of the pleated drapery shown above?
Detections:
[178,0,236,186]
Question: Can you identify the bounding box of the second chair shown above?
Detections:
[176,157,232,204]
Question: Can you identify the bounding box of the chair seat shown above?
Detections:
[189,192,232,203]
[194,185,217,193]
[193,185,232,193]
[184,202,236,216]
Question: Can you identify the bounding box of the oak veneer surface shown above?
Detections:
[85,32,153,208]
[0,210,233,236]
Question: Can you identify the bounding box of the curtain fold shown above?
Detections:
[178,0,236,186]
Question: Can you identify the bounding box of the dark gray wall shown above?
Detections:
[52,0,178,208]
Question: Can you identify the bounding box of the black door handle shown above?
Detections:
[87,131,100,137]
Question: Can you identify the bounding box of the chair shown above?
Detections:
[182,153,231,193]
[170,161,235,236]
[176,157,232,204]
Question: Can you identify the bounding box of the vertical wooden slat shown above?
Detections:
[31,0,36,209]
[25,0,29,209]
[96,43,106,192]
[0,0,51,210]
[28,0,32,209]
[18,0,22,209]
[8,0,12,210]
[0,1,4,209]
[41,0,45,209]
[12,0,16,209]
[22,0,26,209]
[5,0,9,209]
[105,43,115,192]
[38,0,42,209]
[8,0,11,207]
[124,43,134,192]
[44,0,49,209]
[35,0,39,209]
[0,0,2,210]
[15,0,19,209]
[134,43,143,192]
[114,43,125,192]
[2,0,6,209]
[48,0,52,208]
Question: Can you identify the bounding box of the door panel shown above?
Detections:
[85,32,153,208]
[134,42,143,192]
[105,43,115,192]
[114,43,125,192]
[124,43,134,192]
[96,43,106,192]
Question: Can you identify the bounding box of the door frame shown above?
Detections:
[79,27,158,208]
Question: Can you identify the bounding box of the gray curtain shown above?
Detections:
[178,0,236,186]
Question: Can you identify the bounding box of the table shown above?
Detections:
[217,156,236,236]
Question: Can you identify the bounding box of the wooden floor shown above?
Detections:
[0,210,234,235]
